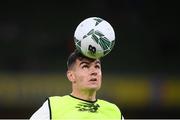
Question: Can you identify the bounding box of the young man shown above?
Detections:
[30,49,124,120]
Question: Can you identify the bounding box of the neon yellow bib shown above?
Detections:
[48,95,122,120]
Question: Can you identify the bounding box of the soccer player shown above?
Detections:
[30,49,124,120]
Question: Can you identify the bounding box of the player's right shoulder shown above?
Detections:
[49,96,62,98]
[48,95,71,107]
[48,96,61,100]
[48,95,69,102]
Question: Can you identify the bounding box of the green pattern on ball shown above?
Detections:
[93,18,103,26]
[91,34,99,44]
[74,37,82,52]
[79,28,114,56]
[99,37,111,54]
[83,29,94,39]
[74,18,114,58]
[94,30,104,37]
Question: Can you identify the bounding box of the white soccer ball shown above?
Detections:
[74,17,115,59]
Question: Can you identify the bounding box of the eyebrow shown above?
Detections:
[95,61,101,65]
[79,61,90,66]
[79,60,101,66]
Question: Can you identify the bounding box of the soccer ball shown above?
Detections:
[74,17,115,59]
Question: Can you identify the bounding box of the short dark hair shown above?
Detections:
[67,49,100,69]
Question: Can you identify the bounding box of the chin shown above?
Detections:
[88,85,101,91]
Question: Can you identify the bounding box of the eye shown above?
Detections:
[82,65,89,69]
[95,65,101,69]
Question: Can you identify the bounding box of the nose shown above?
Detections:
[91,71,97,76]
[90,67,98,76]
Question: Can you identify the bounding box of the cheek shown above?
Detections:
[74,71,87,81]
[98,71,102,80]
[98,70,102,77]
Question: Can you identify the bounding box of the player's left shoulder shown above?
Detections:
[97,99,124,119]
[97,99,120,110]
[97,99,117,105]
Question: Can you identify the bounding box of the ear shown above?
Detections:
[67,70,75,83]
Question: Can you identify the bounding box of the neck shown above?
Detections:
[71,90,97,101]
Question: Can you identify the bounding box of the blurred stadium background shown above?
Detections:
[0,0,179,119]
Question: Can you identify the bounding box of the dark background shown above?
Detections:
[0,0,179,119]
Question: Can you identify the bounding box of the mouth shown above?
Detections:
[89,78,97,82]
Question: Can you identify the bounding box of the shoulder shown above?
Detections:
[97,99,124,119]
[49,95,69,99]
[48,95,71,108]
[97,99,119,108]
[48,96,61,100]
[97,99,121,113]
[48,95,70,102]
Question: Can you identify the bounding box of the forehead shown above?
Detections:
[76,58,101,65]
